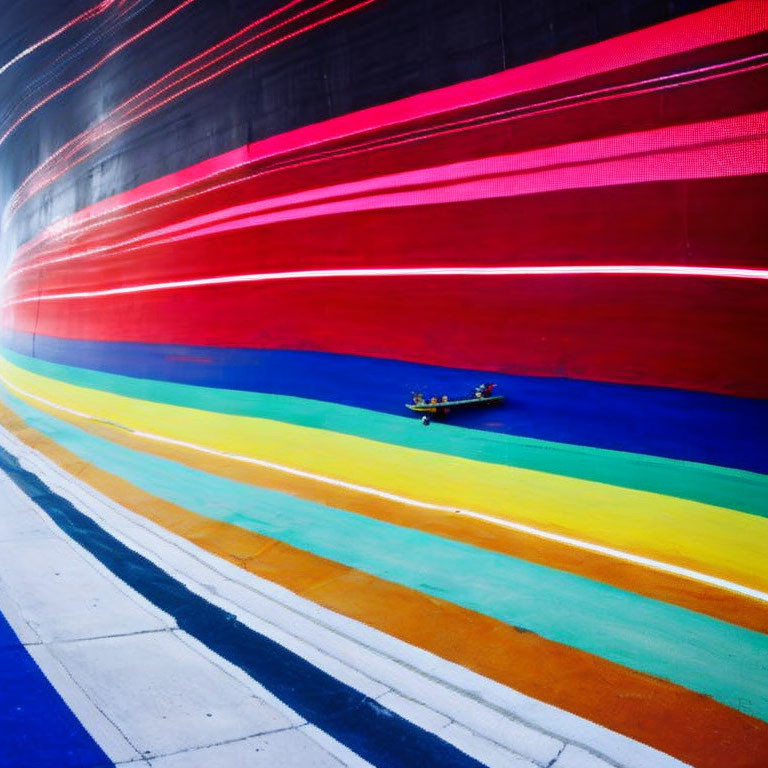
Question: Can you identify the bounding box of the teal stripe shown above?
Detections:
[2,385,768,723]
[3,348,767,517]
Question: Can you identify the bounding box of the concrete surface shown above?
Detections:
[0,423,690,767]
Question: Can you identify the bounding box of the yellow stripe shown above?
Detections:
[3,356,767,592]
[4,397,768,768]
[10,389,768,632]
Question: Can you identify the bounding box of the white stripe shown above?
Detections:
[1,370,766,605]
[0,425,690,768]
[5,264,768,307]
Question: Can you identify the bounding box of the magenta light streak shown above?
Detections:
[10,0,764,253]
[7,104,766,284]
[75,112,765,252]
[10,52,765,269]
[6,0,378,219]
[0,0,199,148]
[0,0,116,78]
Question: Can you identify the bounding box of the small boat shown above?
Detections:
[406,383,503,423]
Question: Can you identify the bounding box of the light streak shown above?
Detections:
[9,48,766,261]
[101,1,378,146]
[1,368,766,605]
[0,0,116,78]
[117,0,319,120]
[5,265,768,308]
[4,109,764,287]
[17,0,321,190]
[4,0,377,225]
[5,0,377,219]
[0,0,199,148]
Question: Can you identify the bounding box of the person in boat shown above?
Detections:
[475,383,495,398]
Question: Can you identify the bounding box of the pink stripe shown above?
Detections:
[114,111,768,242]
[8,111,764,283]
[15,0,762,253]
[21,50,765,266]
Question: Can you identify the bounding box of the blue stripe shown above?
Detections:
[0,444,485,768]
[0,610,112,768]
[5,330,766,474]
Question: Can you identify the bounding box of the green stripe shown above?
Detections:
[3,385,768,723]
[3,347,766,517]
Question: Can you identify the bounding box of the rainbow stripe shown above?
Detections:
[1,2,767,766]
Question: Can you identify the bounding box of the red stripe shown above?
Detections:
[5,2,765,399]
[7,174,768,301]
[7,274,767,398]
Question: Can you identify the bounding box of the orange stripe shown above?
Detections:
[3,401,768,767]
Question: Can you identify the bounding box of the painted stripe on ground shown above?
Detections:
[11,395,765,634]
[0,440,492,768]
[0,603,113,768]
[3,399,767,768]
[4,335,766,476]
[2,385,767,723]
[6,367,768,619]
[3,356,767,598]
[2,345,765,515]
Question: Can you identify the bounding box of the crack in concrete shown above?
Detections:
[38,626,172,646]
[44,642,147,763]
[113,723,308,765]
[22,436,569,760]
